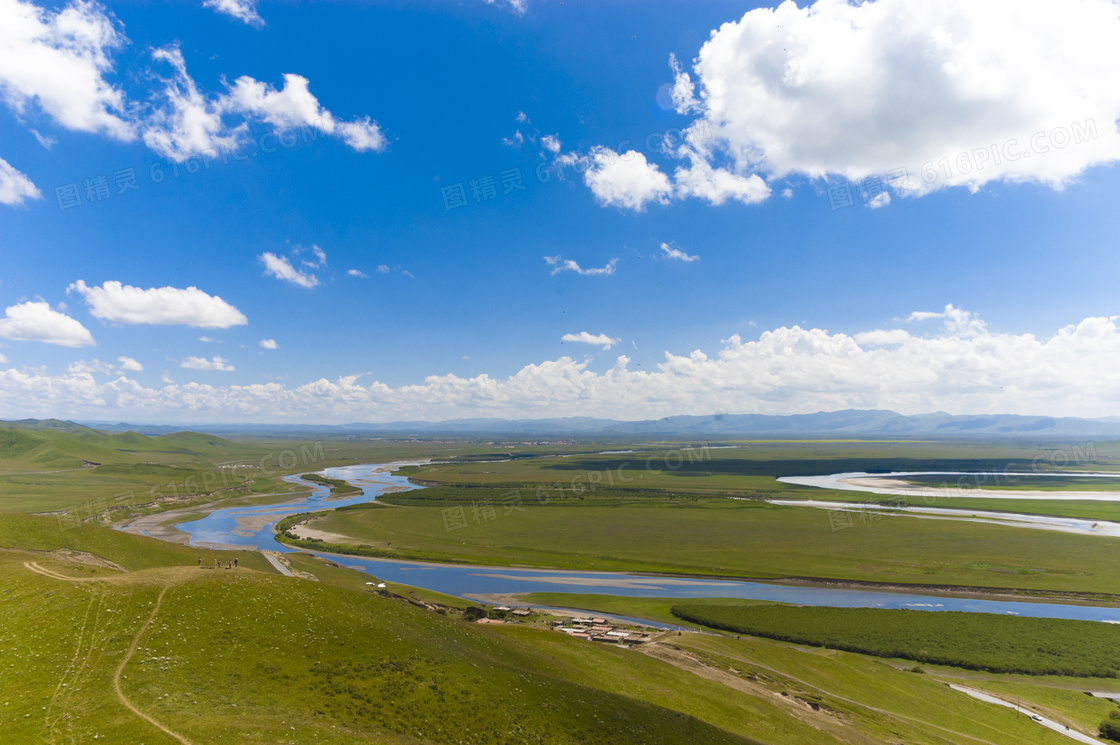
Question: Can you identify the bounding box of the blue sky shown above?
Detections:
[2,0,1120,423]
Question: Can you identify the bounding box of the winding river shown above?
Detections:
[174,464,1120,623]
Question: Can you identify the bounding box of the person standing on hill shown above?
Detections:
[234,558,238,568]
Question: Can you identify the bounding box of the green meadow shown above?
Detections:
[6,425,1120,743]
[295,497,1120,596]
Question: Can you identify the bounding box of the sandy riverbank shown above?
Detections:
[837,476,1120,500]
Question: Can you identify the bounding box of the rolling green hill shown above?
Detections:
[2,513,1098,745]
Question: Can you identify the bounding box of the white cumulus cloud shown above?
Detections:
[0,301,95,347]
[142,46,242,161]
[68,280,248,328]
[0,0,133,140]
[117,355,143,372]
[672,148,770,205]
[259,338,278,350]
[5,307,1120,422]
[181,355,234,371]
[224,72,386,151]
[259,252,320,288]
[578,147,673,211]
[562,332,621,350]
[347,269,368,278]
[143,48,387,161]
[672,0,1120,197]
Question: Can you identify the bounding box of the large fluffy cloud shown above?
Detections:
[0,0,388,175]
[68,280,248,328]
[577,147,672,211]
[0,301,95,347]
[144,52,387,161]
[673,0,1120,196]
[0,0,133,139]
[562,143,768,211]
[224,74,386,152]
[141,46,242,161]
[3,306,1120,421]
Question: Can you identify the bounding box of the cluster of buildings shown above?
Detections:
[472,606,654,646]
[550,616,652,645]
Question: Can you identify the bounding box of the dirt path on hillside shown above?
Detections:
[23,561,106,582]
[24,561,197,744]
[112,587,196,744]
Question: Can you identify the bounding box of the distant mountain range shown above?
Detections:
[57,409,1120,439]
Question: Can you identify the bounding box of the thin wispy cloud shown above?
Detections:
[544,256,618,277]
[180,355,234,371]
[260,252,320,288]
[203,0,264,27]
[298,245,327,268]
[659,242,699,262]
[0,158,41,207]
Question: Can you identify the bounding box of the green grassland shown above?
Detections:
[0,512,273,572]
[0,512,1101,745]
[0,422,514,519]
[670,604,1120,676]
[8,430,1120,742]
[397,439,1120,527]
[295,498,1120,596]
[405,439,1120,494]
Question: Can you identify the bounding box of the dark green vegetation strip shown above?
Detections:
[671,604,1120,677]
[300,472,362,497]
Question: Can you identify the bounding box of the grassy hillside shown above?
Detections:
[0,424,285,517]
[0,513,273,572]
[2,512,1110,744]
